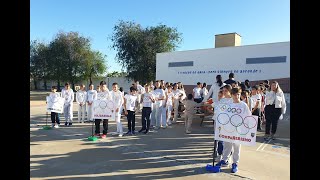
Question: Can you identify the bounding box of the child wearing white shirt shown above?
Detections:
[86,84,97,122]
[153,81,166,129]
[138,85,155,134]
[61,82,74,126]
[166,86,174,126]
[48,86,61,128]
[94,81,112,139]
[124,86,138,135]
[76,84,87,123]
[251,85,262,131]
[216,87,251,173]
[110,83,124,137]
[183,94,198,134]
[172,83,184,123]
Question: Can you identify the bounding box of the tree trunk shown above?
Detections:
[34,80,38,90]
[57,80,61,91]
[44,79,48,90]
[89,71,93,84]
[71,80,75,91]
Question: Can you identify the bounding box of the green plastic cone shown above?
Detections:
[88,136,98,141]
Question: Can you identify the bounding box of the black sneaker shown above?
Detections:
[126,131,132,135]
[132,131,135,135]
[264,135,271,141]
[69,123,72,126]
[65,122,68,126]
[144,129,149,134]
[138,129,145,133]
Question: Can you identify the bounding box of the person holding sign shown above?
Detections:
[48,86,61,128]
[76,84,87,123]
[216,87,251,173]
[61,82,74,126]
[94,81,112,138]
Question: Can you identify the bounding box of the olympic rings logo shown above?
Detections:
[227,107,242,114]
[217,113,257,135]
[97,93,107,99]
[98,101,114,110]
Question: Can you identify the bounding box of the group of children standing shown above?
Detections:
[47,75,286,174]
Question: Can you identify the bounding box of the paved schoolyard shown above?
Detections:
[30,91,290,180]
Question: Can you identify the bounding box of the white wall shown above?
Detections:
[105,77,133,93]
[156,42,290,85]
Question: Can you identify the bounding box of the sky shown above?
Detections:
[30,0,290,73]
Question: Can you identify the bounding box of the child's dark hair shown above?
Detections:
[51,86,57,90]
[241,91,248,97]
[187,94,193,100]
[100,81,107,85]
[203,82,207,88]
[231,87,241,95]
[223,84,232,92]
[112,82,118,86]
[130,86,137,92]
[252,85,260,91]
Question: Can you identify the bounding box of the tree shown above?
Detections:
[46,31,107,90]
[30,40,50,90]
[31,31,108,91]
[110,21,182,82]
[82,50,107,84]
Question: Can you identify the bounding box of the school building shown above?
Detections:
[156,33,290,94]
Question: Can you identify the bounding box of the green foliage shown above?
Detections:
[110,20,182,82]
[30,40,50,90]
[30,31,108,89]
[107,71,128,77]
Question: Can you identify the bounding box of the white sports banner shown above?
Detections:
[93,99,115,119]
[46,96,65,113]
[214,103,258,146]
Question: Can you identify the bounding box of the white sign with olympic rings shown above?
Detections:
[214,103,258,146]
[93,99,115,119]
[46,96,65,113]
